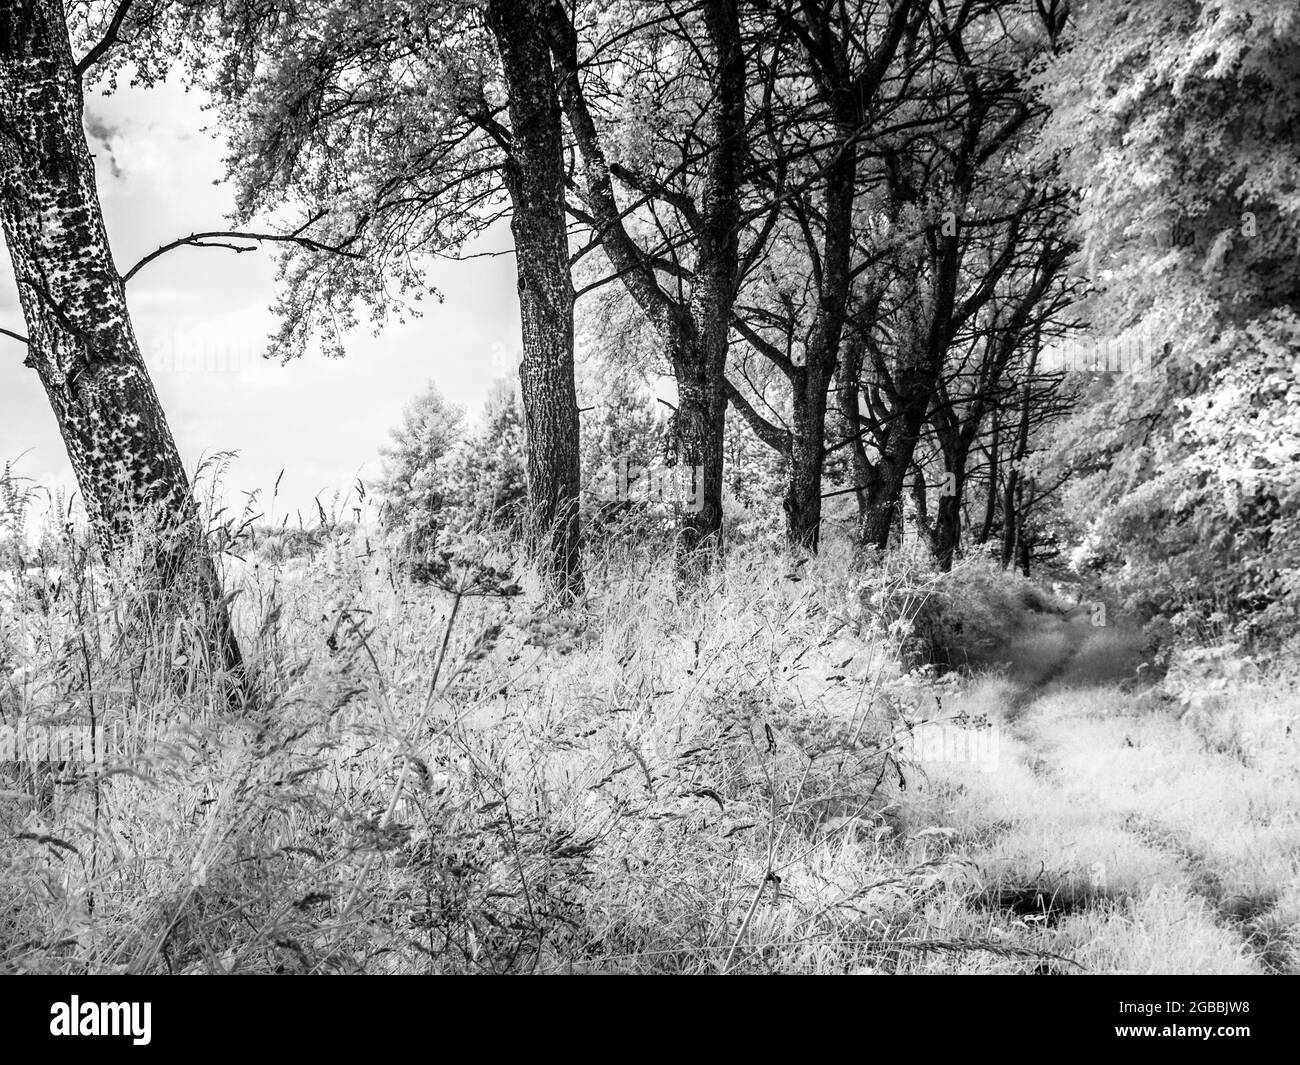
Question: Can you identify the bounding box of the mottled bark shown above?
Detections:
[783,382,829,550]
[0,0,243,689]
[487,0,583,600]
[671,372,727,567]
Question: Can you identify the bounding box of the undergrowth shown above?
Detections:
[5,468,1287,975]
[0,497,1009,974]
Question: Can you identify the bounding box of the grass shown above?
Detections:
[894,635,1300,974]
[2,495,1296,974]
[1,513,1005,974]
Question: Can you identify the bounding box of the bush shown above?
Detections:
[876,554,1067,672]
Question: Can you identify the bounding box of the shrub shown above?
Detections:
[877,554,1066,672]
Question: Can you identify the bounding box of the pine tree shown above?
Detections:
[446,379,529,532]
[378,382,465,553]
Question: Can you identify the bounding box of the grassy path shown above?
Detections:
[891,617,1300,974]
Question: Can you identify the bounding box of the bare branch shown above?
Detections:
[120,213,363,284]
[724,378,792,455]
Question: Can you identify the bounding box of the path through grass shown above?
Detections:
[889,616,1300,974]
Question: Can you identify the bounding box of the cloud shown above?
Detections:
[83,108,123,178]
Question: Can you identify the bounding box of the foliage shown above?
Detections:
[378,382,465,553]
[443,378,528,533]
[722,412,787,545]
[880,552,1066,671]
[577,361,666,530]
[1034,0,1300,640]
[185,0,508,361]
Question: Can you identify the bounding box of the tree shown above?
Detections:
[484,0,582,595]
[445,377,528,530]
[548,0,746,577]
[0,0,244,691]
[201,0,585,599]
[726,0,924,550]
[577,362,664,529]
[725,1,1073,557]
[379,381,465,551]
[925,235,1074,569]
[844,4,1054,552]
[1036,0,1300,629]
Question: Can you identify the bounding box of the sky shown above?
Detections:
[0,78,522,524]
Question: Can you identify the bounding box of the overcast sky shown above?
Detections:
[0,78,521,524]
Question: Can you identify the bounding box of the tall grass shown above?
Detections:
[11,471,1286,974]
[0,483,995,974]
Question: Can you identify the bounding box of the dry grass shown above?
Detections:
[892,633,1300,974]
[1,515,1015,974]
[3,495,1295,975]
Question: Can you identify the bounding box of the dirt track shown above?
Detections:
[893,610,1300,974]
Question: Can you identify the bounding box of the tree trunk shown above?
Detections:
[930,435,971,571]
[673,0,742,576]
[1000,467,1017,569]
[486,0,583,600]
[976,420,999,545]
[860,380,930,549]
[835,332,872,528]
[782,132,856,552]
[783,369,829,551]
[860,483,900,549]
[670,370,727,571]
[1001,361,1035,570]
[0,0,244,690]
[932,479,962,570]
[1017,476,1033,577]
